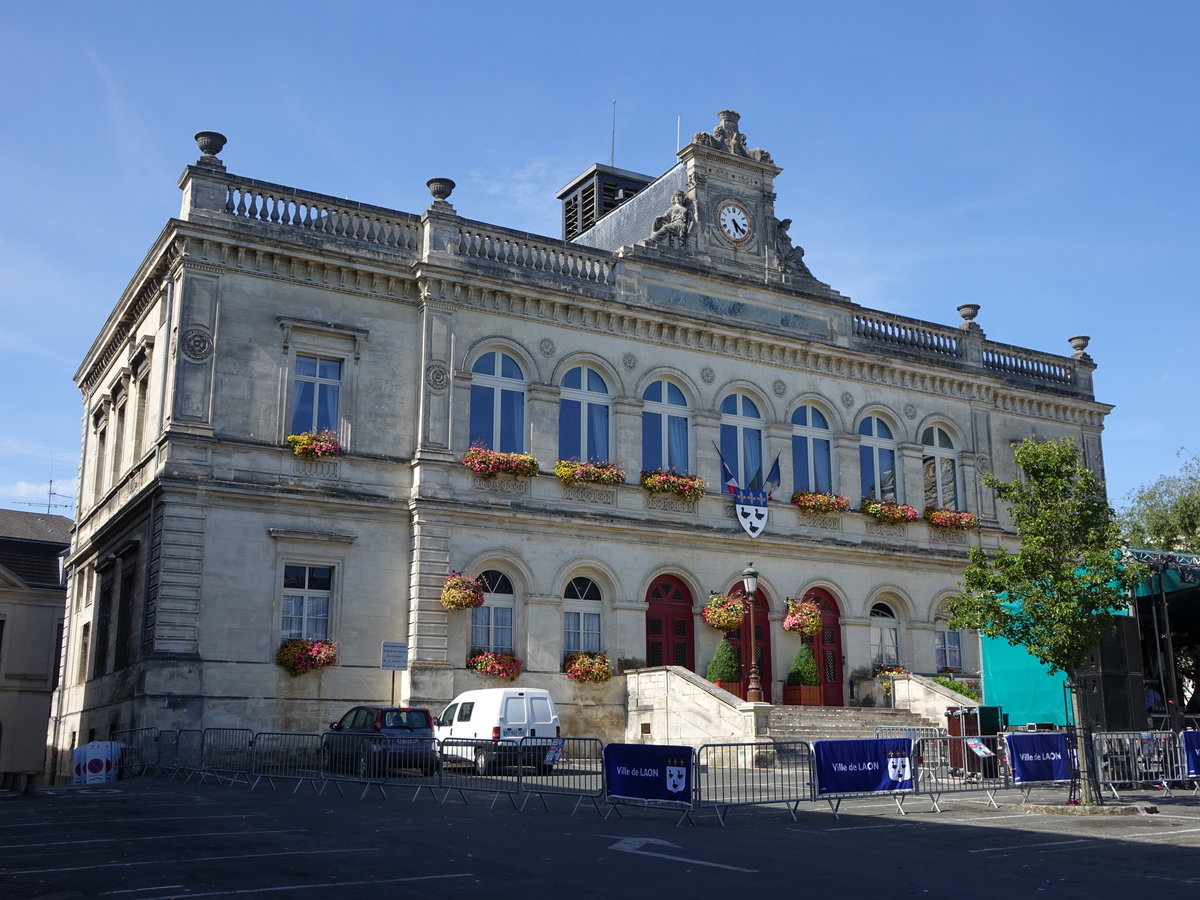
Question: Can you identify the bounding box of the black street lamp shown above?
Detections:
[742,562,764,703]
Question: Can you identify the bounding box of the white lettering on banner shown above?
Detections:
[614,766,661,778]
[831,762,880,772]
[1017,752,1063,762]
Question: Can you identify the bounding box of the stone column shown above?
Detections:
[526,383,558,470]
[610,398,641,481]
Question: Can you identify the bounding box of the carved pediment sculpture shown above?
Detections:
[691,110,773,163]
[648,190,695,249]
[775,218,816,279]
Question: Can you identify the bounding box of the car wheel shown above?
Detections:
[474,748,493,776]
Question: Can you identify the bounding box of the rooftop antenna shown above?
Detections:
[12,452,72,513]
[610,100,617,166]
[676,115,681,152]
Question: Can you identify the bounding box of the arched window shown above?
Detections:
[791,404,833,494]
[859,416,899,502]
[922,426,960,510]
[469,351,526,452]
[641,378,690,472]
[559,365,610,462]
[563,577,602,655]
[870,602,900,666]
[720,393,764,490]
[471,570,514,654]
[935,607,963,672]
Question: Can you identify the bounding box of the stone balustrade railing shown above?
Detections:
[454,226,614,284]
[981,342,1074,385]
[852,312,961,358]
[220,177,422,252]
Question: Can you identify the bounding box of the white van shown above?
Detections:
[435,687,560,774]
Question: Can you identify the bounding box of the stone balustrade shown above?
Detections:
[454,226,614,284]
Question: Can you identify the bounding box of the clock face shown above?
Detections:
[718,203,751,242]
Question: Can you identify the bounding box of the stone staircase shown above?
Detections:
[767,704,943,742]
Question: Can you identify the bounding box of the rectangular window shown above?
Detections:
[564,610,601,653]
[281,565,333,640]
[92,583,113,679]
[77,623,91,684]
[290,355,341,435]
[871,625,899,666]
[471,606,513,653]
[936,631,962,670]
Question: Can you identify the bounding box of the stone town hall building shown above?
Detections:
[47,111,1108,770]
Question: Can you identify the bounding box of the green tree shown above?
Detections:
[1118,450,1200,553]
[949,438,1145,803]
[706,637,741,684]
[786,644,820,686]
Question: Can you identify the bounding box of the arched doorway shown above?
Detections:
[726,581,773,702]
[804,588,843,706]
[645,575,695,671]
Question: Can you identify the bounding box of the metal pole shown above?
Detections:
[1159,572,1184,731]
[742,563,763,703]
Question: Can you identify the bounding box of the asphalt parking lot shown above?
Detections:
[3,776,1200,899]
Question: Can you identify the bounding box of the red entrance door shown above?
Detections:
[726,581,773,702]
[645,575,695,671]
[805,588,843,706]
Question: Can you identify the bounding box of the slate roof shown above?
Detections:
[0,508,72,589]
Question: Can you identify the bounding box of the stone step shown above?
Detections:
[766,705,942,742]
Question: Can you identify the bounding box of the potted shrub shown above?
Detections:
[783,643,821,705]
[706,636,741,696]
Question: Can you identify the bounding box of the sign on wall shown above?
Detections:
[380,642,409,670]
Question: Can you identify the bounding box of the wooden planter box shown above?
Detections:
[783,684,822,706]
[713,680,742,698]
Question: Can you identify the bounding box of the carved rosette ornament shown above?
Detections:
[538,338,556,358]
[182,329,213,361]
[840,392,854,410]
[701,367,716,385]
[772,379,787,398]
[904,403,917,420]
[425,364,449,391]
[622,352,637,372]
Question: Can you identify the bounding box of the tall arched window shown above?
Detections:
[922,426,960,509]
[859,416,899,502]
[935,606,964,672]
[559,365,610,462]
[641,378,690,472]
[720,393,763,490]
[471,570,514,654]
[563,576,602,656]
[469,351,526,452]
[791,404,833,494]
[870,602,900,666]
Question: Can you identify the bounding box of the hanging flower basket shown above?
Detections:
[702,593,746,632]
[563,651,614,683]
[461,445,540,478]
[554,459,626,486]
[275,638,338,676]
[440,572,485,610]
[791,491,851,514]
[859,498,920,525]
[286,429,341,459]
[783,597,823,636]
[923,508,979,530]
[467,650,523,679]
[640,468,707,502]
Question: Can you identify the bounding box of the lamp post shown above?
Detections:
[742,562,764,703]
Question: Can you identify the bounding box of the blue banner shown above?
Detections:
[1004,732,1072,783]
[1183,731,1200,778]
[812,738,913,796]
[603,743,693,804]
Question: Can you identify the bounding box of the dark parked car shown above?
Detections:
[325,706,439,777]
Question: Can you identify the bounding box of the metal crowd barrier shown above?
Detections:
[1004,730,1079,804]
[914,734,1008,811]
[319,734,443,800]
[875,725,945,742]
[696,740,815,825]
[249,732,325,792]
[156,730,179,774]
[172,730,203,779]
[516,737,605,814]
[1092,731,1183,800]
[199,728,253,785]
[111,727,160,777]
[435,737,528,808]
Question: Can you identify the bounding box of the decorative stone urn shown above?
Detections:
[957,303,981,323]
[427,177,456,201]
[194,131,227,158]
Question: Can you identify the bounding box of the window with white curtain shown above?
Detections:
[870,602,899,666]
[471,570,515,654]
[791,404,833,493]
[469,351,526,452]
[859,416,899,502]
[563,576,602,654]
[641,378,690,472]
[720,393,763,490]
[559,365,611,462]
[922,426,960,509]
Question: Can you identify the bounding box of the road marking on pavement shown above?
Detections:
[132,874,474,898]
[102,886,185,895]
[0,814,246,830]
[3,829,295,850]
[969,838,1094,853]
[0,847,380,877]
[603,836,757,872]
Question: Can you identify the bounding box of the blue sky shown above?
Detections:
[2,1,1196,515]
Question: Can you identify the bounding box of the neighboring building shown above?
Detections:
[47,111,1111,780]
[0,509,70,773]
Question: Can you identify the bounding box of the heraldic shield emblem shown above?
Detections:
[734,489,769,538]
[887,748,912,783]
